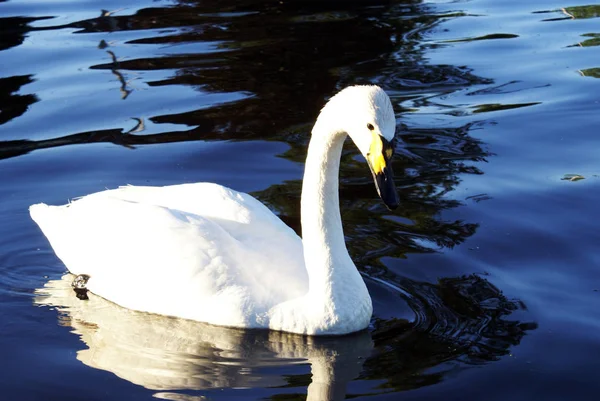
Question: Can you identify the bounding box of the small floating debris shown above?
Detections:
[561,174,585,182]
[466,193,492,203]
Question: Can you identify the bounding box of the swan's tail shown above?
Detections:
[30,203,78,274]
[30,202,66,247]
[30,202,48,220]
[30,203,62,234]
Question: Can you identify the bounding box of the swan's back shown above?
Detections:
[30,183,307,328]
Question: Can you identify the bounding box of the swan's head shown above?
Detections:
[318,85,399,210]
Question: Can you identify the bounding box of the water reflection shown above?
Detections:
[103,46,134,100]
[36,275,373,400]
[35,273,534,399]
[0,16,52,51]
[580,68,600,78]
[0,75,38,126]
[0,1,489,134]
[537,4,600,21]
[364,274,537,392]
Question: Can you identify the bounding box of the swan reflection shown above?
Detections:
[35,274,373,400]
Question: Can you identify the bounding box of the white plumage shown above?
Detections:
[30,85,398,335]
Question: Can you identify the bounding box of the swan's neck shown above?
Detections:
[300,124,366,302]
[267,114,373,335]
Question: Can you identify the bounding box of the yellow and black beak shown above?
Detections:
[366,133,399,210]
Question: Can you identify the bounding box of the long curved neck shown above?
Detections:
[300,122,355,297]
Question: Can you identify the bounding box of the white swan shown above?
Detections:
[30,85,399,336]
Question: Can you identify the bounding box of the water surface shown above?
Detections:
[1,0,599,400]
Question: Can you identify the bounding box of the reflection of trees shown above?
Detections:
[0,75,38,126]
[538,5,600,21]
[105,48,134,99]
[35,272,535,399]
[0,16,52,51]
[571,33,600,48]
[562,4,600,19]
[0,125,156,160]
[0,0,495,257]
[103,2,399,135]
[3,0,490,134]
[580,68,600,78]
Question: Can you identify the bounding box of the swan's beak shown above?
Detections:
[367,135,399,210]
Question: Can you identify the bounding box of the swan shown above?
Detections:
[30,85,399,336]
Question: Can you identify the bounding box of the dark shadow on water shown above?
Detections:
[34,273,535,400]
[0,16,53,51]
[0,75,38,126]
[0,0,495,259]
[0,0,492,132]
[367,274,537,389]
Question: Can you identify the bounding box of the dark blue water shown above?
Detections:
[1,0,599,400]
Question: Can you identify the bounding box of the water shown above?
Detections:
[1,0,599,399]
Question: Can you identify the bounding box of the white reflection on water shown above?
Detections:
[34,274,373,401]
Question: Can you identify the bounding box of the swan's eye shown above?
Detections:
[367,123,375,131]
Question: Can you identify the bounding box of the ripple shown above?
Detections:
[471,102,541,114]
[370,273,535,362]
[0,229,59,298]
[443,33,519,43]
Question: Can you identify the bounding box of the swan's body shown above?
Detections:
[30,85,398,335]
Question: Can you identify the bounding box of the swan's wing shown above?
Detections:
[93,183,307,291]
[30,183,307,328]
[94,183,298,247]
[88,183,308,294]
